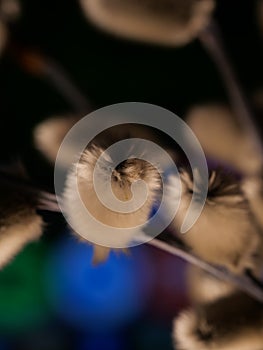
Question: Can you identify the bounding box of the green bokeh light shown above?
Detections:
[0,241,50,334]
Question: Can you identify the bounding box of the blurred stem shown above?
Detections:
[43,58,91,114]
[148,237,263,303]
[8,45,91,114]
[199,21,263,169]
[24,184,263,303]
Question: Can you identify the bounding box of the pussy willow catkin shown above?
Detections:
[63,144,162,262]
[80,0,215,46]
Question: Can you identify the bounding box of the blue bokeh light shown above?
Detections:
[45,232,154,332]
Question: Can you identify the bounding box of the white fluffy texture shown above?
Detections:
[187,266,235,304]
[33,117,169,169]
[166,170,263,274]
[80,0,215,46]
[63,145,161,249]
[0,214,43,268]
[174,310,211,350]
[173,309,263,350]
[34,115,79,167]
[186,105,262,176]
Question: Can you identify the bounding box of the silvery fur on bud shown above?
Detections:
[63,143,162,263]
[0,164,45,268]
[80,0,215,46]
[174,291,263,350]
[166,168,263,275]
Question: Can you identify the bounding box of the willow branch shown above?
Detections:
[148,236,263,303]
[44,58,90,114]
[17,185,263,302]
[199,21,263,166]
[8,45,90,114]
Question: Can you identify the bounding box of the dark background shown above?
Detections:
[0,0,262,349]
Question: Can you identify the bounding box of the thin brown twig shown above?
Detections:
[148,236,263,303]
[7,45,91,114]
[199,20,263,170]
[13,184,263,302]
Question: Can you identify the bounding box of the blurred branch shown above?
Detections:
[44,58,90,114]
[149,234,263,303]
[199,21,263,170]
[8,45,91,114]
[7,177,262,302]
